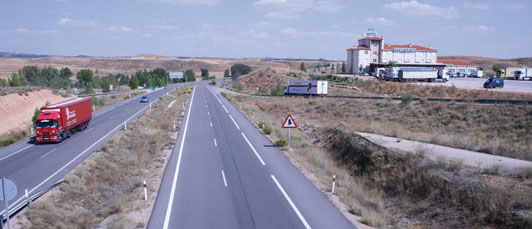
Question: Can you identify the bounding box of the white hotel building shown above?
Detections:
[347,30,440,74]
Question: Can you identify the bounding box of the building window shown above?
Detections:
[364,50,369,54]
[373,59,377,63]
[373,51,377,55]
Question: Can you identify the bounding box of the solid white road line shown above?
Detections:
[271,175,311,229]
[229,114,240,130]
[210,122,213,127]
[163,87,196,229]
[241,132,266,166]
[214,138,217,147]
[24,104,150,203]
[222,105,229,113]
[221,170,227,187]
[0,145,32,161]
[218,99,222,104]
[40,148,57,158]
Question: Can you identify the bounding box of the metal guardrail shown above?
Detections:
[247,94,532,106]
[1,180,63,223]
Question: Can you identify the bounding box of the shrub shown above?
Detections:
[275,139,288,147]
[231,64,251,79]
[233,82,244,92]
[257,121,265,129]
[32,107,42,123]
[262,125,272,135]
[400,94,415,105]
[209,80,216,85]
[271,82,285,96]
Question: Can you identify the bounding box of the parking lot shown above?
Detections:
[420,78,532,93]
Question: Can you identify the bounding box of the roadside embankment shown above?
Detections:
[14,87,190,228]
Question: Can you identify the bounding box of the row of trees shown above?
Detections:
[0,66,174,93]
[299,62,347,73]
[222,64,251,79]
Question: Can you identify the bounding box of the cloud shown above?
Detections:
[465,25,495,32]
[0,28,59,35]
[365,17,396,26]
[383,1,457,19]
[147,24,177,30]
[506,3,524,10]
[58,17,97,26]
[106,26,133,32]
[265,12,300,19]
[253,0,342,19]
[138,0,218,5]
[463,2,491,10]
[281,28,298,35]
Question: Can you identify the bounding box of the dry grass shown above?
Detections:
[232,96,532,161]
[227,93,532,228]
[23,87,189,228]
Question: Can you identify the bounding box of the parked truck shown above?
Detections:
[506,67,532,80]
[382,67,439,82]
[35,97,92,143]
[284,80,328,96]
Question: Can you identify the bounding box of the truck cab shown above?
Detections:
[35,112,64,143]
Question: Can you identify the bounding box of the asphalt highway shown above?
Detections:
[0,84,188,219]
[148,84,354,229]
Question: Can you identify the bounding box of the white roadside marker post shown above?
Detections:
[124,122,127,130]
[143,180,148,201]
[25,189,31,206]
[173,120,176,130]
[149,103,152,109]
[30,127,34,135]
[331,174,336,194]
[288,128,291,150]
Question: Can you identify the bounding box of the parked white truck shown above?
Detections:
[284,80,328,96]
[383,67,442,82]
[506,67,532,80]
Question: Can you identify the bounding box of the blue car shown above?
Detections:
[140,95,149,103]
[484,76,504,88]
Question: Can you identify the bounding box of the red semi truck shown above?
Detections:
[35,97,92,143]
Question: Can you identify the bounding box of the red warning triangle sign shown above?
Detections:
[282,114,297,128]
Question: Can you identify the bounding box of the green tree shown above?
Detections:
[359,65,363,73]
[118,74,129,85]
[271,81,285,96]
[32,107,41,123]
[129,75,139,89]
[230,64,251,79]
[19,66,39,85]
[8,73,27,86]
[341,62,346,73]
[299,62,306,71]
[151,67,169,86]
[316,63,321,69]
[492,64,503,75]
[0,78,7,87]
[184,69,196,82]
[59,67,73,79]
[224,69,230,78]
[201,68,209,80]
[77,69,94,88]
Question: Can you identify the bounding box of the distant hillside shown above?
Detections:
[439,56,532,74]
[0,52,51,58]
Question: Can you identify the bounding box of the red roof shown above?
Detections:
[358,36,383,41]
[347,45,370,50]
[437,60,475,66]
[382,44,436,52]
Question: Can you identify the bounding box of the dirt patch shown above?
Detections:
[0,88,73,136]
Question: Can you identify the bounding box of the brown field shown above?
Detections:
[0,54,300,79]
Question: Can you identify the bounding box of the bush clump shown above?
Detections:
[275,139,288,147]
[401,94,416,105]
[262,124,272,135]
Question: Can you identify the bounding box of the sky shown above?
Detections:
[0,0,531,60]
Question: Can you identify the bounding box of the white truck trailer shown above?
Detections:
[506,67,532,80]
[284,80,328,96]
[384,67,439,82]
